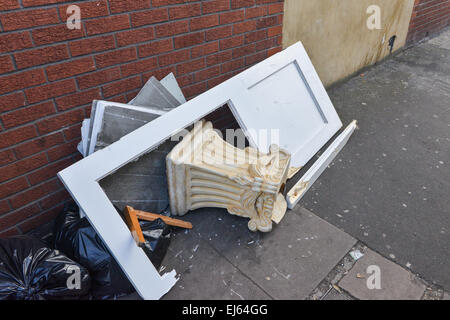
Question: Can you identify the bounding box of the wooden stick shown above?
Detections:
[123,206,146,245]
[126,206,193,229]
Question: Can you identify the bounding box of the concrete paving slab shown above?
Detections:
[176,207,356,299]
[129,76,180,109]
[339,249,426,300]
[299,29,450,290]
[161,231,271,300]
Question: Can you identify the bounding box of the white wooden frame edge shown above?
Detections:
[286,120,358,209]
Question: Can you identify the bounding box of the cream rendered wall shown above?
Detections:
[282,0,415,86]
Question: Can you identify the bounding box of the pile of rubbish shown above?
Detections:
[0,42,357,300]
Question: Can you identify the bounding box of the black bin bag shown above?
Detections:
[0,235,91,300]
[53,202,171,300]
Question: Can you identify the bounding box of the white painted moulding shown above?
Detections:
[58,41,342,299]
[287,120,358,209]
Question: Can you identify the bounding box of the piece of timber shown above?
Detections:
[126,206,193,229]
[287,120,358,209]
[124,206,146,246]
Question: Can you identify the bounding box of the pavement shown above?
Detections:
[300,27,450,291]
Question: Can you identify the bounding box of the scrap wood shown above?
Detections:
[126,206,193,229]
[124,206,146,246]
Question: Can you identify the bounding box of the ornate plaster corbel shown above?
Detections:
[166,121,291,232]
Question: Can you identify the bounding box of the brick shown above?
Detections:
[0,125,37,149]
[222,57,244,73]
[234,20,257,34]
[1,101,56,129]
[116,27,155,47]
[131,8,169,27]
[152,0,189,6]
[27,157,74,186]
[121,57,158,77]
[14,44,69,70]
[169,3,201,19]
[22,0,67,7]
[95,47,137,69]
[194,65,221,82]
[18,204,64,233]
[257,16,278,29]
[0,177,29,199]
[0,31,33,53]
[32,24,84,46]
[245,6,267,18]
[205,25,233,41]
[0,153,48,183]
[220,10,245,24]
[69,35,116,57]
[0,149,15,167]
[25,79,76,104]
[268,25,282,37]
[0,92,25,113]
[206,50,232,66]
[0,56,14,74]
[59,0,108,19]
[77,67,121,89]
[36,108,85,135]
[231,0,255,9]
[155,20,189,38]
[9,179,60,210]
[256,37,277,51]
[268,46,282,57]
[0,227,20,238]
[39,189,70,210]
[0,200,10,216]
[0,55,14,74]
[85,14,130,36]
[63,123,82,141]
[182,81,207,98]
[268,2,284,14]
[190,15,219,31]
[102,76,142,98]
[142,66,177,80]
[245,29,267,43]
[0,204,40,231]
[220,35,244,50]
[0,8,59,32]
[0,0,20,10]
[191,41,220,58]
[138,38,173,57]
[203,0,230,14]
[233,43,255,58]
[177,58,206,75]
[158,49,190,67]
[46,57,95,81]
[245,50,267,65]
[174,32,205,49]
[109,0,149,14]
[47,140,79,162]
[56,88,101,111]
[14,132,65,159]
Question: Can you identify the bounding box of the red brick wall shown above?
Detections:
[0,0,284,237]
[407,0,449,43]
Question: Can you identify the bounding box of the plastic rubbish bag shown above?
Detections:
[0,235,90,300]
[53,202,171,299]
